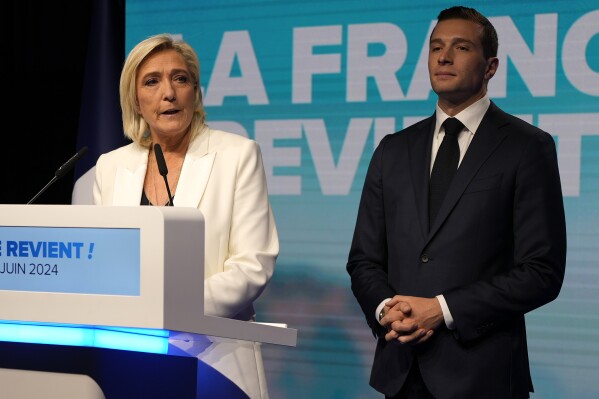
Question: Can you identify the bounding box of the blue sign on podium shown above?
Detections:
[0,226,140,295]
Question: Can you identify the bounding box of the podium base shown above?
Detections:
[0,341,248,399]
[0,368,105,399]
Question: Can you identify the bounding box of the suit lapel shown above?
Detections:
[113,146,148,206]
[175,153,215,207]
[408,115,436,238]
[173,128,216,208]
[427,102,509,237]
[111,128,216,208]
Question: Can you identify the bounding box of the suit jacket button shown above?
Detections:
[420,254,429,263]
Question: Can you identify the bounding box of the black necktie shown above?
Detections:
[429,117,464,228]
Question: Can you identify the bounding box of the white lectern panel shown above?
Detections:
[0,205,296,347]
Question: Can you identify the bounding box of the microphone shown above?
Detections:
[153,143,174,206]
[27,146,89,204]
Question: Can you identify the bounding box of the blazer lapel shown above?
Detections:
[408,115,436,239]
[173,129,216,208]
[113,146,148,206]
[427,102,509,237]
[110,130,216,208]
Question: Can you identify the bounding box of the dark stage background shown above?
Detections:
[4,0,125,205]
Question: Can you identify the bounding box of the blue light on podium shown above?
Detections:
[0,320,169,354]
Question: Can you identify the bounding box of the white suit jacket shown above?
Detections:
[93,127,279,398]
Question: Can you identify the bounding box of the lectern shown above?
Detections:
[0,205,297,398]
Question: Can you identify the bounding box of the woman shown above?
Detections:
[93,33,279,399]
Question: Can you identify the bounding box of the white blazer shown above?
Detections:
[93,127,279,399]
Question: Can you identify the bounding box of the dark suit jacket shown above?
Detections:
[347,101,567,399]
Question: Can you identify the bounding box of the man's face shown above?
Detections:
[428,18,497,111]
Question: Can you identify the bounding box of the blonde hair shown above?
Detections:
[119,33,206,147]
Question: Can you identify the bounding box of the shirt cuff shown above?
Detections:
[436,294,455,330]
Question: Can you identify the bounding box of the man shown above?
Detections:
[346,6,566,399]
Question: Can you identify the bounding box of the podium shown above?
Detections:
[0,205,297,398]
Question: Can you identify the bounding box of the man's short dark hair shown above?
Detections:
[437,6,498,59]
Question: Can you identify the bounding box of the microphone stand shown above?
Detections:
[27,146,88,204]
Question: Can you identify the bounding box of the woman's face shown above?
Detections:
[135,49,196,140]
